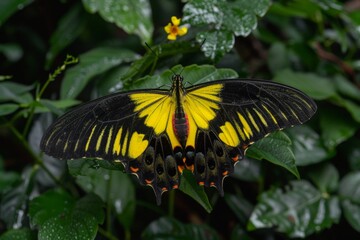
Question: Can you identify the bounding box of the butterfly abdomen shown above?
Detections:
[173,107,189,147]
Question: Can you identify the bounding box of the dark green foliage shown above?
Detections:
[0,0,359,239]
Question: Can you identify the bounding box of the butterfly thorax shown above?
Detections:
[171,74,189,147]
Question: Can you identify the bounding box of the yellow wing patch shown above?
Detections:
[130,92,181,148]
[113,128,123,155]
[130,93,172,135]
[105,126,113,154]
[128,132,148,159]
[111,127,149,158]
[238,113,253,139]
[262,104,278,126]
[184,84,223,146]
[85,125,97,152]
[96,127,107,152]
[246,109,260,133]
[219,121,240,147]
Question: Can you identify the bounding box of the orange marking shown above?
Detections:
[130,166,139,173]
[177,165,185,173]
[198,181,204,186]
[145,179,152,184]
[186,164,194,173]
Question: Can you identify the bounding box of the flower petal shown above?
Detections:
[167,33,177,40]
[164,23,172,33]
[177,27,188,36]
[171,16,181,26]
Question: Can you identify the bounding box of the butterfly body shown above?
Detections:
[171,75,190,147]
[41,75,317,204]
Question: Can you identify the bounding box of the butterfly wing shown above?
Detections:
[183,79,317,193]
[40,89,183,203]
[41,78,317,204]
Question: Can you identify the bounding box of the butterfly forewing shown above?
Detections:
[41,78,317,204]
[40,89,177,180]
[199,80,317,148]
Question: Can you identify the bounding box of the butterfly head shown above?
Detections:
[171,74,185,92]
[172,74,184,83]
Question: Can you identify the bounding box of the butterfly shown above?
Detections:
[40,74,317,204]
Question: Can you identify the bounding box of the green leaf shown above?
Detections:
[339,171,360,232]
[29,189,104,240]
[319,107,358,150]
[0,168,37,228]
[176,64,239,84]
[68,159,124,174]
[340,98,360,123]
[0,169,20,194]
[342,138,360,171]
[273,69,337,100]
[307,163,339,193]
[0,82,33,104]
[179,170,213,213]
[39,99,81,115]
[249,180,341,238]
[183,0,270,60]
[82,0,153,43]
[267,42,290,73]
[232,157,261,182]
[183,0,271,36]
[67,159,134,230]
[93,66,130,97]
[0,103,19,116]
[46,3,87,67]
[270,0,341,21]
[129,64,238,90]
[142,217,220,240]
[60,47,139,99]
[0,228,36,240]
[29,189,76,226]
[121,41,199,84]
[333,75,360,101]
[247,131,299,178]
[196,30,234,61]
[224,194,253,224]
[269,1,320,19]
[0,43,23,62]
[230,224,255,240]
[286,125,330,166]
[0,0,33,26]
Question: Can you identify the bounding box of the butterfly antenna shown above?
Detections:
[145,42,157,56]
[145,42,158,75]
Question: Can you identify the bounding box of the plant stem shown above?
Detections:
[9,123,62,187]
[37,55,78,101]
[168,190,175,217]
[98,227,118,240]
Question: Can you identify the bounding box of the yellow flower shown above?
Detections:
[164,16,188,40]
